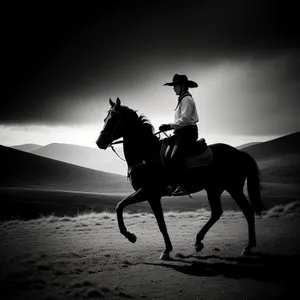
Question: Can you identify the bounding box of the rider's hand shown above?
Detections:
[159,124,172,132]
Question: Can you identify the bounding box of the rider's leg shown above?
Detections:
[167,135,186,195]
[168,126,198,195]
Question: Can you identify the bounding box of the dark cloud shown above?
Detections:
[2,0,299,125]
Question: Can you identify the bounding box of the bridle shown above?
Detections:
[109,140,126,161]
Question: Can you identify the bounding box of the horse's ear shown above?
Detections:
[109,98,115,106]
[116,97,121,107]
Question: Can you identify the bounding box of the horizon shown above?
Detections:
[2,124,295,149]
[1,128,292,149]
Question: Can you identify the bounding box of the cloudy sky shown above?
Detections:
[1,0,299,148]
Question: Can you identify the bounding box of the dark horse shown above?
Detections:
[96,98,265,260]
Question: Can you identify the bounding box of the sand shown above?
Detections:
[1,205,300,300]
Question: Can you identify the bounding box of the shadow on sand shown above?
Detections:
[143,252,300,282]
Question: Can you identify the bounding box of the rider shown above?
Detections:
[159,73,199,195]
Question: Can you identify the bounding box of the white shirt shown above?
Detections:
[170,94,199,130]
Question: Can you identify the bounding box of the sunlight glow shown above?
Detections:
[0,125,279,149]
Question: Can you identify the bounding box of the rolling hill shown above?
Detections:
[242,131,300,183]
[236,142,260,150]
[0,145,133,194]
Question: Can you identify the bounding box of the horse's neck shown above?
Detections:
[123,135,146,166]
[121,110,160,167]
[123,132,157,167]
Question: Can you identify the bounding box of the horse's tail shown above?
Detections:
[242,151,266,216]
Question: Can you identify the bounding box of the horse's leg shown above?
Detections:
[195,190,223,252]
[116,188,146,243]
[229,191,256,254]
[148,198,173,260]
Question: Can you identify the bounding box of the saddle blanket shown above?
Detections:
[161,138,213,170]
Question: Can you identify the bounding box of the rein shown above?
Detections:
[109,131,170,161]
[110,143,126,161]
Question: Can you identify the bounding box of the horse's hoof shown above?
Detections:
[240,248,252,256]
[195,242,204,252]
[159,252,171,261]
[127,232,137,243]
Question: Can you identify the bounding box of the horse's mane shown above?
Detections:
[121,105,156,138]
[138,114,155,135]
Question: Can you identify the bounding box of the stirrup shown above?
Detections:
[171,185,193,198]
[171,185,185,196]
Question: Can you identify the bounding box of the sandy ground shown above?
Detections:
[1,204,300,300]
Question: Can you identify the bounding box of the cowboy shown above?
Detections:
[159,74,199,195]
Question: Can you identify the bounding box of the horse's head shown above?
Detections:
[96,97,124,149]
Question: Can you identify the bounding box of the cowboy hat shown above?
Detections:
[163,73,198,88]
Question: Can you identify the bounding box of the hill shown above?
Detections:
[11,143,42,152]
[242,131,300,183]
[31,143,126,175]
[0,145,133,194]
[9,131,300,184]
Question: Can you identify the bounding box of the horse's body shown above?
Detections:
[96,98,265,259]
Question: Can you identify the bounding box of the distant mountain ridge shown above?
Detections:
[11,143,42,152]
[31,143,126,175]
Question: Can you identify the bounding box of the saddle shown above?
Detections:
[161,137,213,171]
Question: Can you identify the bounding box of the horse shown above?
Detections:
[96,97,266,260]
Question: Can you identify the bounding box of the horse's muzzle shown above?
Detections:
[96,131,110,150]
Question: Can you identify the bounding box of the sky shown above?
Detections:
[1,0,299,148]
